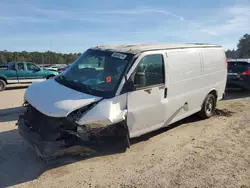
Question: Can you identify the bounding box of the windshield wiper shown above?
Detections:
[71,81,94,94]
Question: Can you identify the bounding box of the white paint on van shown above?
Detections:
[24,79,102,117]
[126,47,227,138]
[77,94,127,127]
[24,44,227,139]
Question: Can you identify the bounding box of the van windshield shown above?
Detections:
[55,49,134,97]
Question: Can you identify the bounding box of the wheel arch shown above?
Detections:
[46,74,55,79]
[0,76,7,84]
[198,89,218,119]
[208,89,218,102]
[201,89,218,108]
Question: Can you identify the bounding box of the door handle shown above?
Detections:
[164,88,168,98]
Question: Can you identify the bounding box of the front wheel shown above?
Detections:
[0,79,6,92]
[199,94,216,119]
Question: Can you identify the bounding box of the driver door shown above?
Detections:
[26,63,44,81]
[127,52,168,137]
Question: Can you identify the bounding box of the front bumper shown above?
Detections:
[17,116,95,159]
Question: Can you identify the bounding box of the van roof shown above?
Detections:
[91,43,221,54]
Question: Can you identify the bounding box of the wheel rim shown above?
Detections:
[205,97,214,115]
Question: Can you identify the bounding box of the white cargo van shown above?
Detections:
[18,43,227,159]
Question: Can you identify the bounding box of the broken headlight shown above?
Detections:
[66,102,97,122]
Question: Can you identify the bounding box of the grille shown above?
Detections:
[24,105,77,140]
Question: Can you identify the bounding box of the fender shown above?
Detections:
[0,74,8,83]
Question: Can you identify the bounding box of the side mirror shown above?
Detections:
[134,72,146,87]
[127,79,135,91]
[123,78,135,92]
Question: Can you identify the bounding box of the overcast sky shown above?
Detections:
[0,0,249,53]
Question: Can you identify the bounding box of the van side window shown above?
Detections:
[135,54,165,87]
[17,63,24,70]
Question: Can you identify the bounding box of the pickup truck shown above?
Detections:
[0,62,58,91]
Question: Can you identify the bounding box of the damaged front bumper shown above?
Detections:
[17,116,96,159]
[17,103,129,159]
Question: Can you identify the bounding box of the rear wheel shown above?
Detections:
[199,94,216,119]
[0,79,6,91]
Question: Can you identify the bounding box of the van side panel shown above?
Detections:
[126,47,227,137]
[164,48,204,125]
[200,48,227,100]
[163,47,226,126]
[167,49,202,83]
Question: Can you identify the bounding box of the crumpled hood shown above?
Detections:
[24,79,102,117]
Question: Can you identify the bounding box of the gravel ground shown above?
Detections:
[0,84,29,110]
[0,86,250,188]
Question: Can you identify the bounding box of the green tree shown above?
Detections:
[0,55,7,64]
[0,50,81,65]
[19,56,25,62]
[237,34,250,58]
[226,49,238,59]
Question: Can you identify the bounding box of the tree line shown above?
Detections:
[226,34,250,59]
[0,33,249,65]
[0,51,82,65]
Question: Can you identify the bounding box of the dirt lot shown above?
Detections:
[0,85,250,188]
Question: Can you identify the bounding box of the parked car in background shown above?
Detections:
[57,64,71,73]
[0,64,7,69]
[18,43,227,159]
[226,59,250,90]
[45,64,66,71]
[0,62,58,91]
[39,64,50,69]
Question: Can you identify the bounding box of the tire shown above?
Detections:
[199,93,216,119]
[117,124,130,149]
[103,123,130,149]
[0,79,6,92]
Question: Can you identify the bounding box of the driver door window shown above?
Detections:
[27,63,40,71]
[134,54,165,88]
[26,63,42,79]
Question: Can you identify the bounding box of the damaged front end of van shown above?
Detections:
[17,48,134,159]
[17,100,129,159]
[17,78,130,160]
